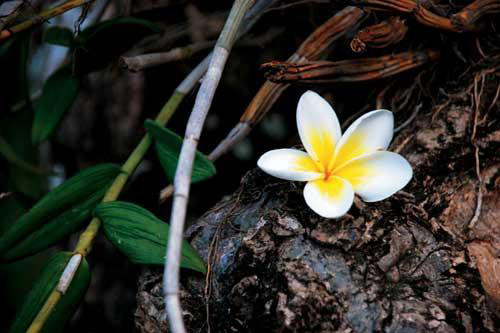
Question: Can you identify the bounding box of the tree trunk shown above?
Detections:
[134,56,500,333]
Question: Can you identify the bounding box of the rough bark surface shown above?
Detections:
[135,58,500,332]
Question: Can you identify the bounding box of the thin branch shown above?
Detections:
[355,0,500,32]
[159,6,365,202]
[0,0,94,41]
[20,1,275,332]
[130,10,226,56]
[395,102,422,133]
[164,1,256,333]
[23,48,211,333]
[208,6,364,161]
[120,40,215,72]
[122,26,284,73]
[468,71,487,229]
[0,1,26,32]
[265,0,329,12]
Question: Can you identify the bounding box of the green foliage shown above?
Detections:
[95,201,206,273]
[0,164,121,255]
[2,190,106,262]
[144,119,216,183]
[43,26,75,48]
[32,65,80,143]
[9,252,91,333]
[33,18,160,142]
[75,16,160,73]
[0,137,45,175]
[0,33,44,199]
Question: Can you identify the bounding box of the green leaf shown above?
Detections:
[0,194,27,234]
[0,33,44,199]
[75,17,160,73]
[0,136,45,175]
[44,26,75,48]
[0,164,121,254]
[95,201,206,273]
[2,189,106,262]
[32,65,80,144]
[144,119,216,183]
[9,252,91,333]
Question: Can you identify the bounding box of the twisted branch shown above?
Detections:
[261,49,440,83]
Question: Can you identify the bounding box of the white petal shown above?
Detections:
[303,176,354,218]
[334,151,412,202]
[297,91,341,171]
[257,149,322,181]
[333,110,394,169]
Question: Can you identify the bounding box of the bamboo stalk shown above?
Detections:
[163,2,255,332]
[19,0,273,331]
[23,54,210,333]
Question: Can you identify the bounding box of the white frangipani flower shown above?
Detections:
[257,90,413,218]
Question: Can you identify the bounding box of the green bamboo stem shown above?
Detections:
[24,87,192,333]
[74,91,185,255]
[23,0,272,329]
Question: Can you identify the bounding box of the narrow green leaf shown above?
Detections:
[144,119,216,183]
[2,189,107,262]
[0,164,121,254]
[0,137,45,175]
[95,201,206,273]
[43,26,75,48]
[9,252,91,333]
[0,33,44,199]
[0,194,27,234]
[32,65,80,144]
[75,17,160,73]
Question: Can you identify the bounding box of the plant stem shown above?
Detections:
[24,56,210,333]
[120,40,215,72]
[24,0,272,329]
[159,6,365,201]
[26,292,62,333]
[0,0,94,41]
[163,1,255,333]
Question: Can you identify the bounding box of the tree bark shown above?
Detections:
[134,56,500,333]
